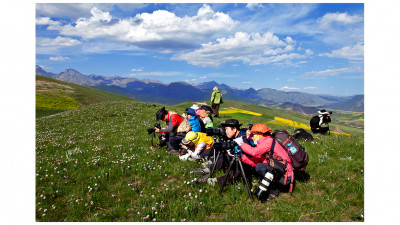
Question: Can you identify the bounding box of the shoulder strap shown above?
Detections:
[270,139,276,156]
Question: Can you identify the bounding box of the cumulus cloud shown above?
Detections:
[302,66,363,78]
[37,36,82,47]
[36,17,60,26]
[172,31,309,67]
[319,42,364,61]
[319,12,363,29]
[49,56,69,61]
[45,5,237,51]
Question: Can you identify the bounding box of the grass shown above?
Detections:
[36,100,364,222]
[36,75,133,118]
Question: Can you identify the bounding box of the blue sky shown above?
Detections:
[36,3,364,96]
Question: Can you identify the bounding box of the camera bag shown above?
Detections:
[272,129,309,171]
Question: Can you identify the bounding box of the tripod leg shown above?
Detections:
[219,157,235,195]
[209,151,221,178]
[238,159,254,200]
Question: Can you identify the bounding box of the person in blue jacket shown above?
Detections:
[186,108,201,133]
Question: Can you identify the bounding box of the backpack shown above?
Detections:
[294,128,313,141]
[272,129,309,171]
[310,115,320,129]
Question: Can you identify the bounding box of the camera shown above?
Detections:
[206,127,226,137]
[213,140,238,152]
[147,123,161,135]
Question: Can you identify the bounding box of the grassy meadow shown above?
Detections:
[36,75,133,118]
[36,99,364,222]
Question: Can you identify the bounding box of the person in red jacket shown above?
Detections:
[234,123,294,200]
[154,107,189,155]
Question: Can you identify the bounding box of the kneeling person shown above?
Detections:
[181,131,214,161]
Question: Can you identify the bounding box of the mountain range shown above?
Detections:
[36,65,364,112]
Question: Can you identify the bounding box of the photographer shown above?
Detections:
[195,119,253,183]
[180,131,215,161]
[234,123,294,200]
[153,107,190,155]
[310,109,332,134]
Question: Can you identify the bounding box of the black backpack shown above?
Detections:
[294,128,313,141]
[310,115,320,129]
[272,129,309,171]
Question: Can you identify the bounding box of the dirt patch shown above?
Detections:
[207,213,226,221]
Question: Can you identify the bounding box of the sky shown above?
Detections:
[35,2,365,96]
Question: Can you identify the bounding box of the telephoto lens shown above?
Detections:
[254,172,274,199]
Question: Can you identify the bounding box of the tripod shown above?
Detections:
[218,147,253,200]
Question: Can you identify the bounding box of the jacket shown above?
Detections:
[188,132,214,159]
[240,136,294,178]
[159,112,190,134]
[211,90,222,104]
[188,116,201,133]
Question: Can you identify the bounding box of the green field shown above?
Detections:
[36,100,364,222]
[36,75,133,118]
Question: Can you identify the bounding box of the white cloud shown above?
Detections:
[280,86,300,91]
[242,81,253,84]
[304,86,317,90]
[36,17,60,26]
[319,42,364,61]
[37,36,82,47]
[302,66,363,78]
[46,5,238,51]
[172,31,309,67]
[131,68,143,72]
[199,76,207,79]
[49,56,69,61]
[319,12,363,29]
[246,3,264,10]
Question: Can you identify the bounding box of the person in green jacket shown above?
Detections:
[210,86,223,118]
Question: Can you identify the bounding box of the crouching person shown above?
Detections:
[180,131,214,161]
[234,123,294,200]
[154,107,190,155]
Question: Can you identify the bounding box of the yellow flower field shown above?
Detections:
[219,108,262,116]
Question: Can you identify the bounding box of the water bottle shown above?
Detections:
[287,143,298,154]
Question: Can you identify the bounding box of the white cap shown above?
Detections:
[191,104,199,110]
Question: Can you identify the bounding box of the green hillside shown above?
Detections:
[36,75,134,118]
[177,100,363,137]
[36,100,364,222]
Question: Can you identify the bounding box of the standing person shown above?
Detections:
[210,86,223,118]
[154,107,190,155]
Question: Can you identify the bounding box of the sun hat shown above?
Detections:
[182,131,199,145]
[250,123,271,134]
[220,119,242,128]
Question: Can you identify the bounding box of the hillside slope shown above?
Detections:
[36,75,134,118]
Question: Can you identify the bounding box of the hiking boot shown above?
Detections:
[187,167,210,176]
[267,188,280,200]
[166,149,179,155]
[150,144,160,150]
[194,175,209,184]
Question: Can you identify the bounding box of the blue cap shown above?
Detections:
[187,108,196,116]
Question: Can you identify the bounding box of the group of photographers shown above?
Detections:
[149,105,331,200]
[149,105,299,201]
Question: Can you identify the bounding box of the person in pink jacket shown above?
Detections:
[234,123,294,200]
